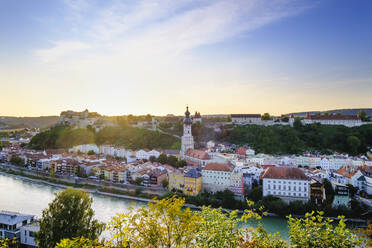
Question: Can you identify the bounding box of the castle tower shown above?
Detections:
[181,106,194,159]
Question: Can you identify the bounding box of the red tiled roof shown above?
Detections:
[336,166,359,179]
[237,147,246,156]
[202,163,233,172]
[261,167,308,180]
[185,149,210,160]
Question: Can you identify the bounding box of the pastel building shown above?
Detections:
[262,167,310,202]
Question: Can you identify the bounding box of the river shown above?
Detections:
[0,173,290,239]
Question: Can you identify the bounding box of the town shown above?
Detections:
[1,107,372,247]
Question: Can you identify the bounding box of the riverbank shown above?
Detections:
[0,169,160,204]
[0,165,368,225]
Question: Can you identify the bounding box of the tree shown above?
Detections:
[87,150,96,155]
[293,117,302,129]
[323,178,335,205]
[288,211,358,248]
[149,156,156,163]
[10,155,23,166]
[105,197,201,248]
[161,179,168,188]
[248,186,262,202]
[175,159,187,168]
[281,116,289,122]
[134,177,144,186]
[347,136,361,155]
[36,188,104,248]
[226,116,232,122]
[358,110,367,121]
[157,153,168,164]
[346,184,357,197]
[261,113,272,121]
[166,155,178,166]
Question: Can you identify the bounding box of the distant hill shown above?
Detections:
[0,116,59,130]
[286,108,372,117]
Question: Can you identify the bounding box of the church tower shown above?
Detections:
[181,106,194,159]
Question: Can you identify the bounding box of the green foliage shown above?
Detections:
[10,155,23,166]
[248,186,262,202]
[29,125,180,150]
[28,125,94,150]
[134,177,143,186]
[87,150,96,155]
[293,118,302,129]
[161,179,168,188]
[219,123,372,155]
[157,153,168,164]
[288,211,358,248]
[36,188,104,248]
[55,237,103,248]
[95,126,179,150]
[0,238,18,248]
[281,116,289,122]
[240,225,288,248]
[261,113,272,121]
[358,110,368,121]
[105,197,200,248]
[166,155,178,166]
[347,136,361,155]
[55,196,367,248]
[175,159,187,168]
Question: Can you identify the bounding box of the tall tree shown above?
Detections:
[358,110,367,121]
[36,188,104,248]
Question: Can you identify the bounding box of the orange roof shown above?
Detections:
[202,163,233,172]
[261,167,308,180]
[185,149,210,160]
[336,166,359,179]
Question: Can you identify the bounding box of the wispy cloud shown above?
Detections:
[34,0,311,63]
[34,41,91,63]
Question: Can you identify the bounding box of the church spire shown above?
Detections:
[184,105,192,125]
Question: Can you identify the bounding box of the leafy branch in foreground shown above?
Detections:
[53,194,368,248]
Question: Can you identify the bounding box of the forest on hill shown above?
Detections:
[218,122,372,155]
[28,125,180,150]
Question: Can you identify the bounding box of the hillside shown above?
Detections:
[28,125,180,150]
[0,116,59,129]
[218,123,372,155]
[286,108,372,117]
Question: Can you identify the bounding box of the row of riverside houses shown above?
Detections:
[1,135,372,203]
[69,144,175,162]
[0,144,177,188]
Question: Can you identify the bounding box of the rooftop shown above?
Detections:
[0,211,34,225]
[261,167,309,180]
[202,163,234,172]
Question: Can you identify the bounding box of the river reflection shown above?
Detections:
[0,174,289,239]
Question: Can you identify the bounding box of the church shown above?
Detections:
[181,106,194,159]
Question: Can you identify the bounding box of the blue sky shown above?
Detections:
[1,0,371,116]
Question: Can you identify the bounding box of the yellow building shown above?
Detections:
[168,170,185,192]
[183,169,202,196]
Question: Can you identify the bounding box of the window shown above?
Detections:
[29,231,35,237]
[294,186,296,191]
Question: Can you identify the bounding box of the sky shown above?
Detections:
[1,0,372,117]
